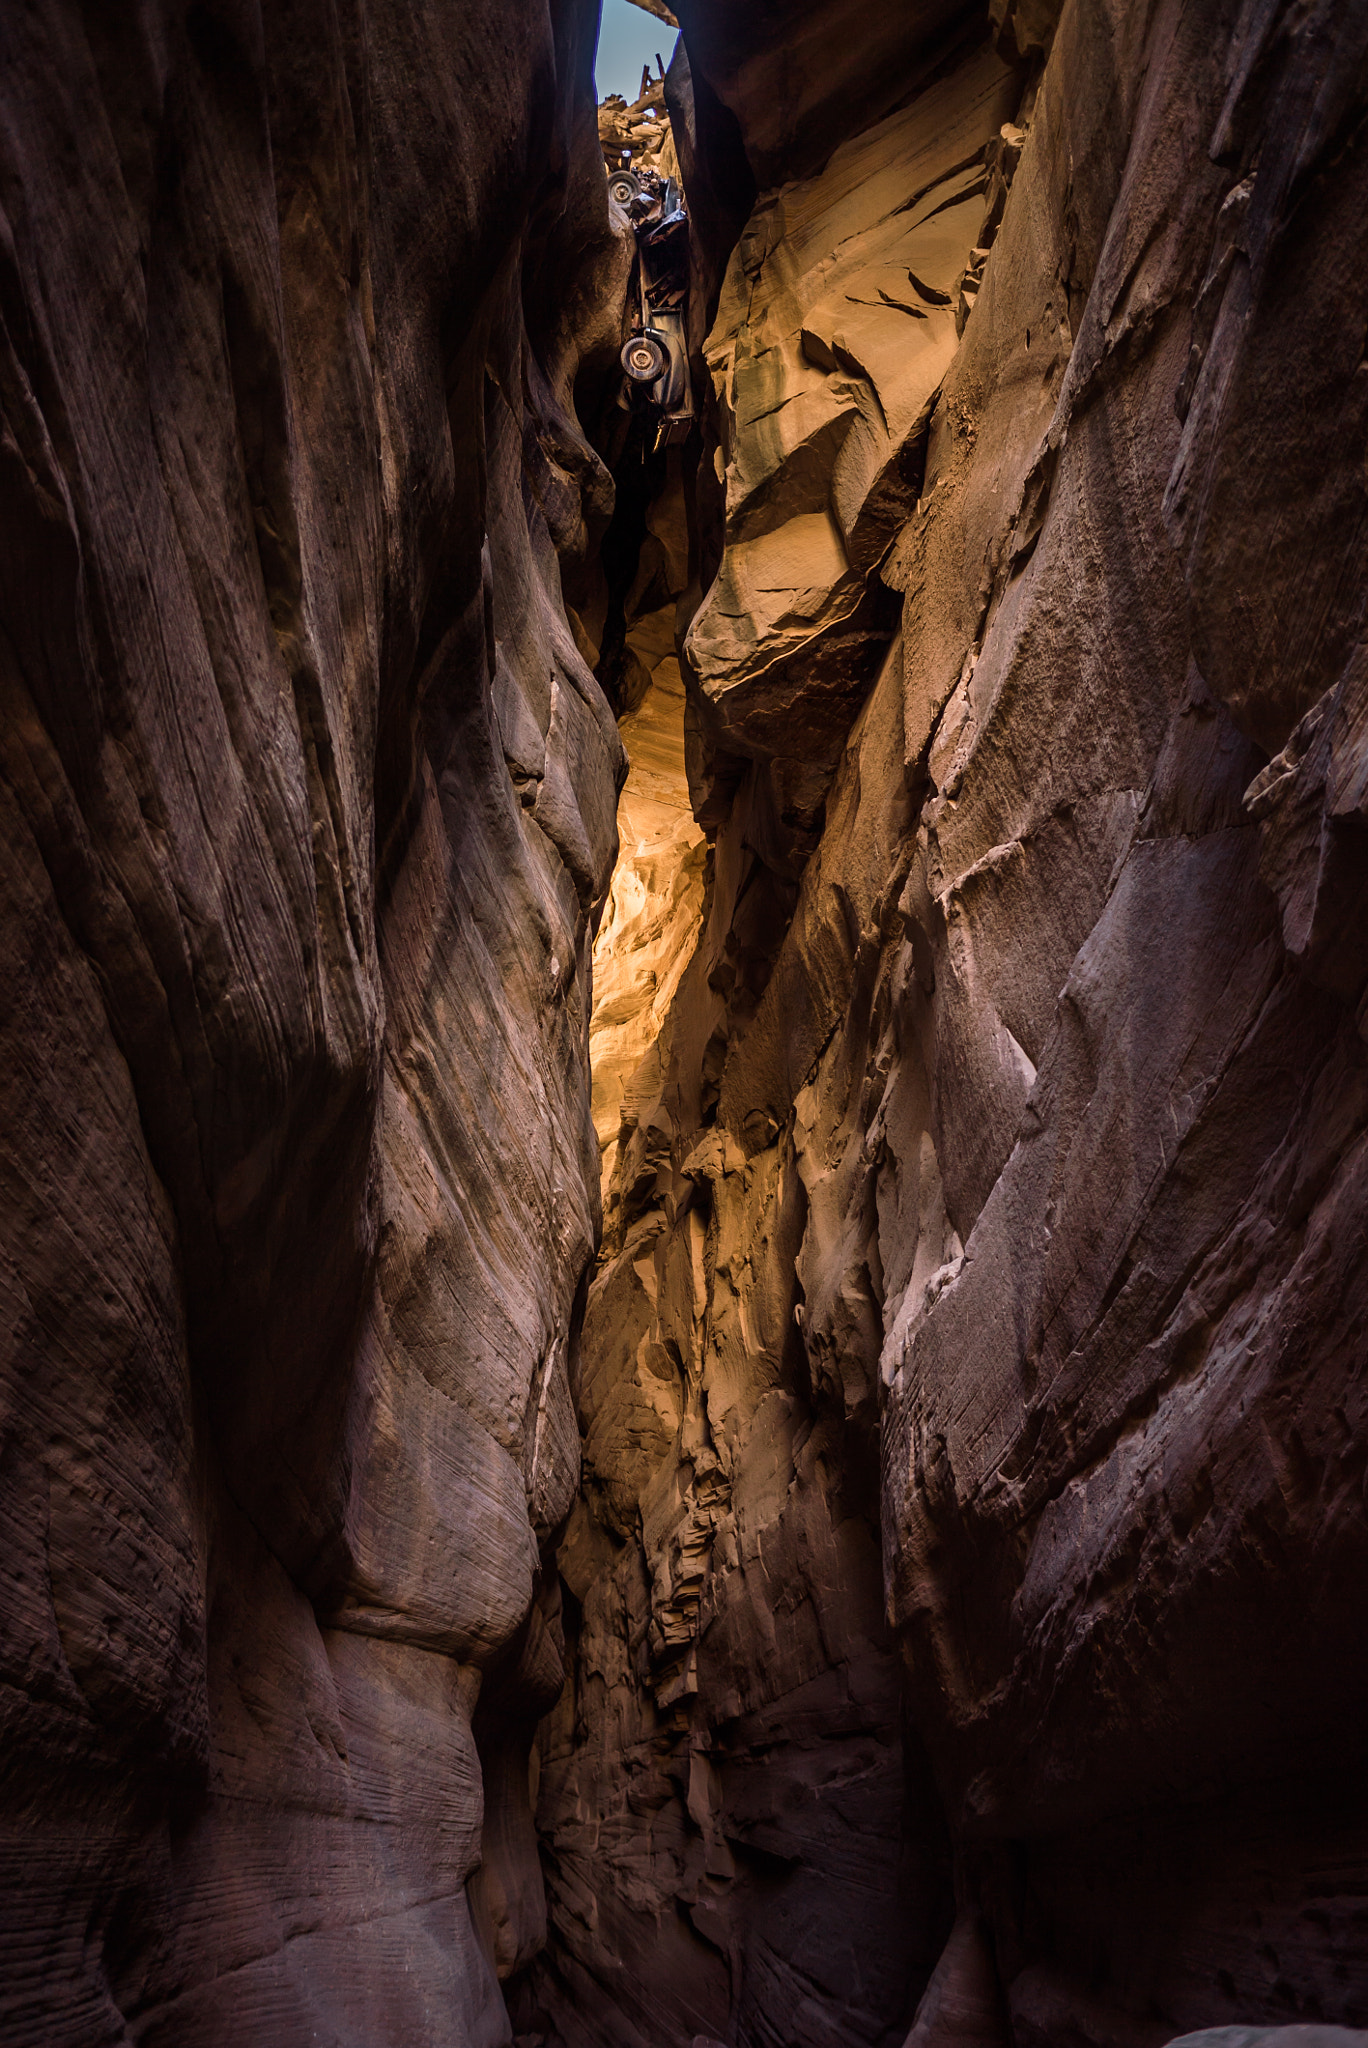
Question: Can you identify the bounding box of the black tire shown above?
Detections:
[621,332,669,383]
[608,170,640,207]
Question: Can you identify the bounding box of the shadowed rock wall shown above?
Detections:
[0,0,625,2040]
[5,0,1368,2043]
[529,0,1368,2042]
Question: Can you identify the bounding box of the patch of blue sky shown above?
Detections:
[594,0,678,103]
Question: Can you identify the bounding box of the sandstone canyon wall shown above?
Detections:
[530,0,1368,2044]
[0,1,626,2040]
[3,0,1368,2046]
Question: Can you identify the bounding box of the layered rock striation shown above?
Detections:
[4,0,1368,2044]
[0,1,625,2040]
[531,0,1368,2042]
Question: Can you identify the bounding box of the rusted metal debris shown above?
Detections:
[599,80,693,448]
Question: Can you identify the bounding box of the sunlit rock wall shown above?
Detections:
[687,42,1019,775]
[528,31,1028,2048]
[587,447,707,1203]
[533,0,1368,2042]
[589,658,706,1201]
[0,2,624,2042]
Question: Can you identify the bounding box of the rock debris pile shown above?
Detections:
[599,63,677,187]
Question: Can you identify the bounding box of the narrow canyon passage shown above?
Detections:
[1,1,1367,2046]
[518,6,1368,2042]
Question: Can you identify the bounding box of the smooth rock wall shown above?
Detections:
[0,1,624,2041]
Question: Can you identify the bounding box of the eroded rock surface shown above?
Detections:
[5,0,1368,2042]
[530,0,1368,2042]
[687,43,1019,770]
[590,657,706,1199]
[0,1,623,2041]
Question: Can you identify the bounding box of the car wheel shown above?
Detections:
[608,170,639,207]
[621,332,669,383]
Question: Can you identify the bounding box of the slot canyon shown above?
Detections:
[1,0,1367,2043]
